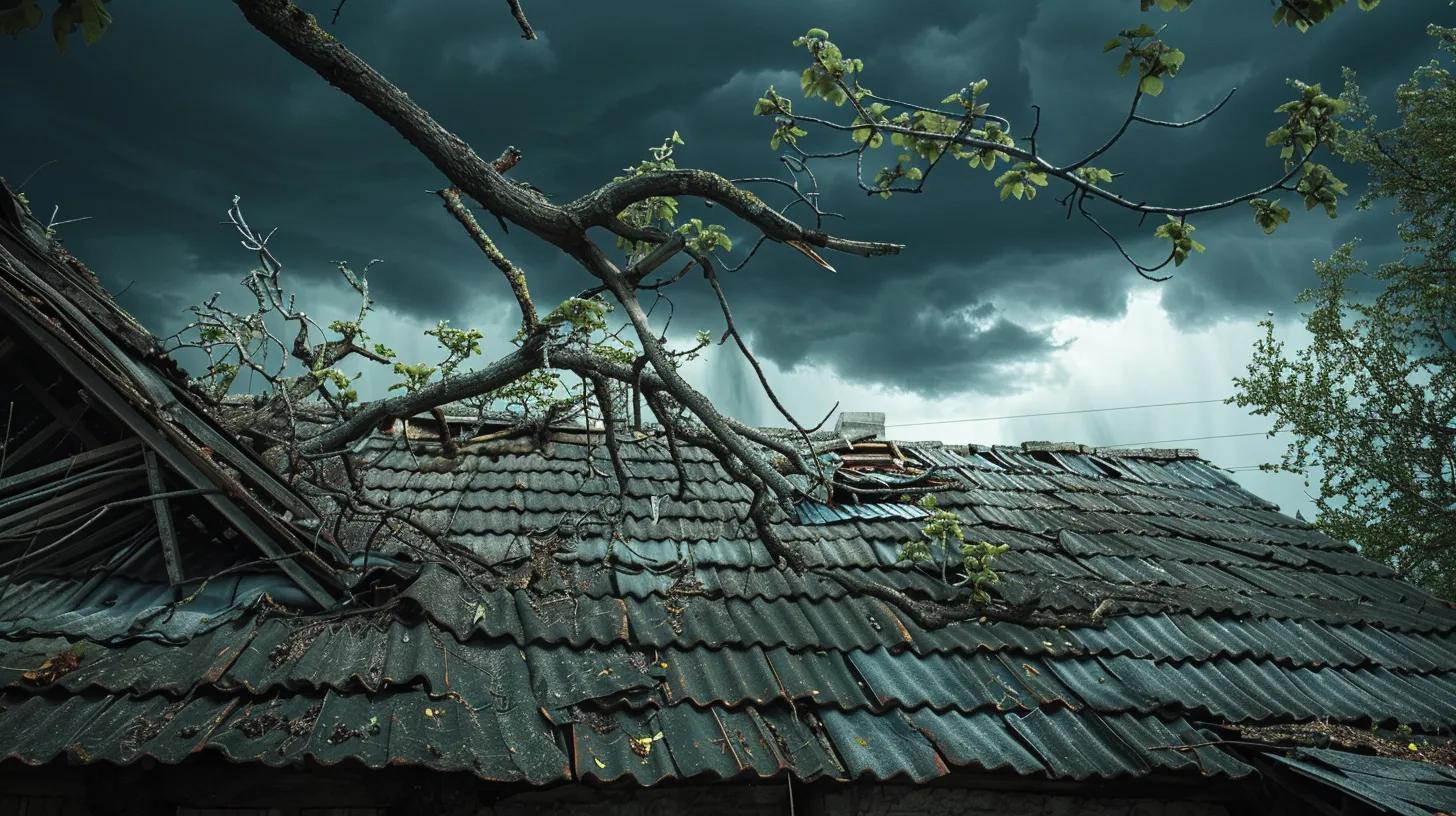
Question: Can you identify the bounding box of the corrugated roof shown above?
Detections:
[1267,748,1456,816]
[2,429,1455,789]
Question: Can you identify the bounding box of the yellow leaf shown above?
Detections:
[1409,743,1420,751]
[425,708,434,717]
[594,756,607,768]
[856,737,868,747]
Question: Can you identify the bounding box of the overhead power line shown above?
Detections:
[884,398,1229,429]
[1099,430,1284,449]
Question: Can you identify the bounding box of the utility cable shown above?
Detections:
[1098,430,1284,449]
[884,398,1229,429]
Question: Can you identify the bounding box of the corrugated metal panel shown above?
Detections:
[525,643,658,711]
[659,646,781,707]
[0,687,569,782]
[1005,707,1150,779]
[0,623,246,695]
[763,646,869,709]
[1267,749,1456,816]
[1101,714,1251,777]
[850,649,1031,713]
[0,573,307,644]
[571,707,679,785]
[900,708,1045,775]
[817,708,948,782]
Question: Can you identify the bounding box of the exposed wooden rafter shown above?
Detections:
[0,437,140,497]
[0,287,338,607]
[144,448,184,586]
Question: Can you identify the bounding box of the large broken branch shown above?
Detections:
[231,1,901,265]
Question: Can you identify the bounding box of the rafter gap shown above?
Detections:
[0,407,88,477]
[0,356,101,448]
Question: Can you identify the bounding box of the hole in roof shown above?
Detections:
[1027,450,1062,469]
[1088,457,1124,479]
[792,439,958,525]
[976,449,1016,470]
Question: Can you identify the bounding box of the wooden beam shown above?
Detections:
[145,448,184,586]
[152,372,319,522]
[0,290,338,607]
[0,470,142,538]
[0,437,140,497]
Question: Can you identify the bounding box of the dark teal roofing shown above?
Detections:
[1,430,1454,787]
[1268,748,1456,815]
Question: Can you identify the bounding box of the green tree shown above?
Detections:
[1231,26,1456,598]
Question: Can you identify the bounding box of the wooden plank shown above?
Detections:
[0,471,142,538]
[144,448,184,586]
[0,292,337,607]
[0,437,140,497]
[153,375,318,522]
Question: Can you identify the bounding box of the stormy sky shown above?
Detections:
[3,1,1448,518]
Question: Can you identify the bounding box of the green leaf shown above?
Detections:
[1139,74,1165,96]
[51,2,76,53]
[79,0,111,46]
[0,0,44,36]
[1103,37,1123,53]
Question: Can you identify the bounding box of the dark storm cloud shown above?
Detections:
[0,0,1438,393]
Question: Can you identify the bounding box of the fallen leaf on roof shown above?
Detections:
[24,642,86,685]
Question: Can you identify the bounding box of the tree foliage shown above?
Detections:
[12,0,1395,627]
[1231,26,1456,598]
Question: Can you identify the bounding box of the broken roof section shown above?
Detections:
[0,179,345,608]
